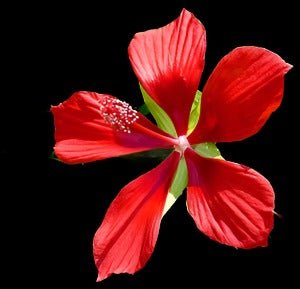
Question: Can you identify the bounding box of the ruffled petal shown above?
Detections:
[129,9,206,135]
[52,91,176,164]
[189,46,292,144]
[93,152,180,281]
[184,148,274,249]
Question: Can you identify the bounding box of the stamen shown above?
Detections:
[98,95,139,133]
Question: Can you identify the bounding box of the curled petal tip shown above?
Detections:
[96,273,110,282]
[180,8,191,15]
[285,62,293,72]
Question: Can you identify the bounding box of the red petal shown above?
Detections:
[189,46,292,144]
[93,152,180,281]
[184,148,274,249]
[52,91,176,164]
[129,9,206,136]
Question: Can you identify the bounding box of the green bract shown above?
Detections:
[193,142,223,159]
[187,90,202,135]
[140,85,177,137]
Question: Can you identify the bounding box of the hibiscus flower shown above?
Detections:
[52,9,291,281]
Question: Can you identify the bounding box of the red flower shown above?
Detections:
[52,9,291,281]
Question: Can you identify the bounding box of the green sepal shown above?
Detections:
[163,157,188,215]
[193,142,223,159]
[169,157,188,198]
[49,151,61,162]
[138,103,150,115]
[139,84,177,137]
[187,90,202,135]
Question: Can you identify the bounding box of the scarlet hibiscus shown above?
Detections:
[52,9,291,281]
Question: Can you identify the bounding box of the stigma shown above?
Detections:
[174,135,190,154]
[98,95,139,133]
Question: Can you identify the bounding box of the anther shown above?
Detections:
[98,95,139,133]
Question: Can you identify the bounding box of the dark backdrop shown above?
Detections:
[6,0,298,288]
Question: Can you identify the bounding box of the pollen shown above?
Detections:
[98,95,139,133]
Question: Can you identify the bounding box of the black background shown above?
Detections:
[4,0,298,288]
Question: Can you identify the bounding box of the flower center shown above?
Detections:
[98,95,139,133]
[174,135,190,154]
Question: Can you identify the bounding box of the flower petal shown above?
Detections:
[52,91,176,164]
[184,148,274,249]
[129,9,206,136]
[188,46,292,144]
[93,152,180,281]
